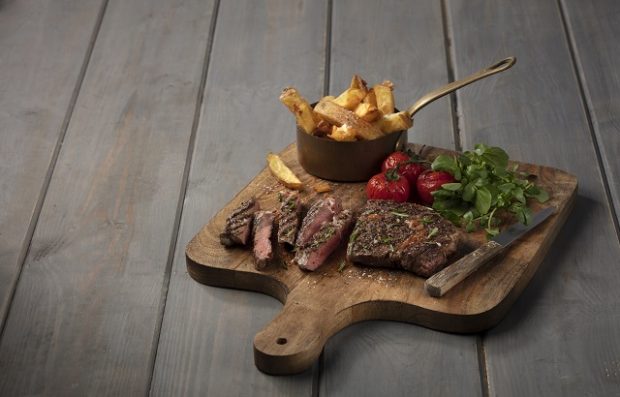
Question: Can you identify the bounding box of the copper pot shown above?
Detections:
[296,57,516,182]
[297,126,406,182]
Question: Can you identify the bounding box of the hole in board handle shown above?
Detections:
[276,337,287,345]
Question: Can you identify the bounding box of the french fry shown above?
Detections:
[373,80,395,115]
[328,125,357,142]
[332,88,366,110]
[279,87,317,134]
[314,100,384,140]
[349,74,368,94]
[354,102,381,123]
[267,153,303,190]
[313,182,333,193]
[315,120,332,136]
[362,88,377,107]
[373,111,413,133]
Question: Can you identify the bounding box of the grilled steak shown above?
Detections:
[347,200,461,277]
[220,198,260,247]
[295,209,354,271]
[253,210,275,269]
[296,196,342,246]
[277,191,302,247]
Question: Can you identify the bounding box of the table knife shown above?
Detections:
[424,206,556,298]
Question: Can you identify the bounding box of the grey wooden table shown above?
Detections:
[1,0,619,395]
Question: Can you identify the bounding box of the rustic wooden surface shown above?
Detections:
[150,0,324,395]
[561,0,620,228]
[0,0,618,395]
[186,143,576,374]
[322,1,479,396]
[448,0,620,395]
[0,0,214,394]
[0,0,105,333]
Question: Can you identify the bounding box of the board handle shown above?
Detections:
[254,300,334,375]
[424,240,504,297]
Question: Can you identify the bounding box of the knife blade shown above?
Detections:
[424,206,556,298]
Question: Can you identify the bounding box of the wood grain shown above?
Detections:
[186,143,577,375]
[0,0,214,395]
[321,1,479,395]
[447,0,620,395]
[0,0,104,330]
[561,0,620,227]
[328,0,456,150]
[425,240,504,298]
[150,0,326,395]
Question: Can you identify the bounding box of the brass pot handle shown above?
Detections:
[406,57,516,118]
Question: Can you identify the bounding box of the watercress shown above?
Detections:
[430,143,549,237]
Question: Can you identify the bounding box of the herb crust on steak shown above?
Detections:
[347,200,462,277]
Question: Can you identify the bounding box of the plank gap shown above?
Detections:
[476,334,490,397]
[322,0,333,97]
[556,0,620,245]
[440,0,462,152]
[0,0,110,339]
[146,0,222,394]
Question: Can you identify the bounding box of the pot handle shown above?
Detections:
[406,57,516,118]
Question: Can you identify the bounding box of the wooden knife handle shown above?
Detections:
[424,240,504,298]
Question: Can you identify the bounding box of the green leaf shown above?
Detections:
[481,146,509,169]
[485,227,500,237]
[431,155,461,180]
[513,187,525,204]
[442,183,462,191]
[526,186,550,203]
[463,182,476,202]
[432,189,455,199]
[475,187,492,215]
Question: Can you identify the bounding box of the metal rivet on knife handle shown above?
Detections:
[424,240,505,298]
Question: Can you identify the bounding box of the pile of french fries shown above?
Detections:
[279,75,413,141]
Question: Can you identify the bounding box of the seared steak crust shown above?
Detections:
[277,191,302,247]
[296,196,342,247]
[220,198,260,247]
[347,200,461,277]
[295,209,354,271]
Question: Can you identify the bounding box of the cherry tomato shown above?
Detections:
[416,170,456,205]
[381,151,428,193]
[366,168,410,203]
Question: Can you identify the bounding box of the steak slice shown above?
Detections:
[347,200,461,277]
[296,196,342,247]
[253,210,275,269]
[277,191,302,247]
[220,197,260,247]
[295,209,354,271]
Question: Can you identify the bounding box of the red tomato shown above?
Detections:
[381,151,428,189]
[366,168,410,203]
[416,170,456,205]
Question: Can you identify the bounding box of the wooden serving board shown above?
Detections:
[186,143,577,375]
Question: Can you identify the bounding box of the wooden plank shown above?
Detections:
[0,0,104,330]
[447,0,620,395]
[561,0,620,228]
[320,1,483,395]
[328,0,456,150]
[0,0,215,395]
[150,0,326,395]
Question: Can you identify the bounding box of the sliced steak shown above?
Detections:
[277,191,302,247]
[295,210,354,271]
[219,198,260,247]
[347,200,461,277]
[296,196,342,247]
[253,210,275,269]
